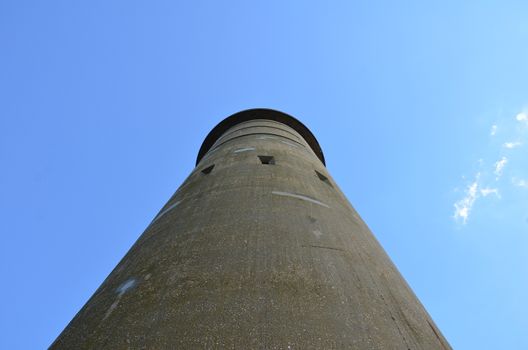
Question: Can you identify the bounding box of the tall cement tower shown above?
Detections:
[52,109,450,349]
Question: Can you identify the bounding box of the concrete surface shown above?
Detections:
[51,109,451,349]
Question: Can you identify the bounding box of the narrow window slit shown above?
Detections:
[258,155,275,165]
[201,164,215,174]
[315,170,333,187]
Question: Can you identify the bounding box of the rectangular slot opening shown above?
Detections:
[315,170,333,187]
[258,155,275,165]
[201,164,215,174]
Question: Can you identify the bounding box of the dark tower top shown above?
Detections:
[197,108,326,166]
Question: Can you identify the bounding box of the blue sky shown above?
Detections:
[1,1,527,348]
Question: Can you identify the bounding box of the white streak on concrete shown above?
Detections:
[313,229,323,238]
[117,279,137,296]
[234,147,255,153]
[272,191,330,208]
[201,147,219,161]
[257,136,276,140]
[103,298,121,321]
[281,140,299,148]
[152,200,182,223]
[103,278,137,321]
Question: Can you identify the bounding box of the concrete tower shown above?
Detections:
[52,109,450,349]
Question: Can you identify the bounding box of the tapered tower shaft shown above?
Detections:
[52,109,450,349]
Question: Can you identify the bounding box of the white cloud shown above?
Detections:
[480,187,500,197]
[453,107,527,225]
[494,157,508,179]
[454,174,480,224]
[503,141,522,149]
[512,178,528,188]
[490,125,497,136]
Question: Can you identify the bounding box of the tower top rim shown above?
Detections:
[196,108,325,166]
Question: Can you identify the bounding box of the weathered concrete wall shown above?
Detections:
[51,110,450,349]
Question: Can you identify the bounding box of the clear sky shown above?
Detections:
[1,1,527,349]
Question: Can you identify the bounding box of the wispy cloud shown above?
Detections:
[503,141,522,149]
[454,108,527,225]
[490,125,498,136]
[493,157,508,179]
[512,178,528,188]
[516,112,528,124]
[454,174,480,224]
[480,187,500,197]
